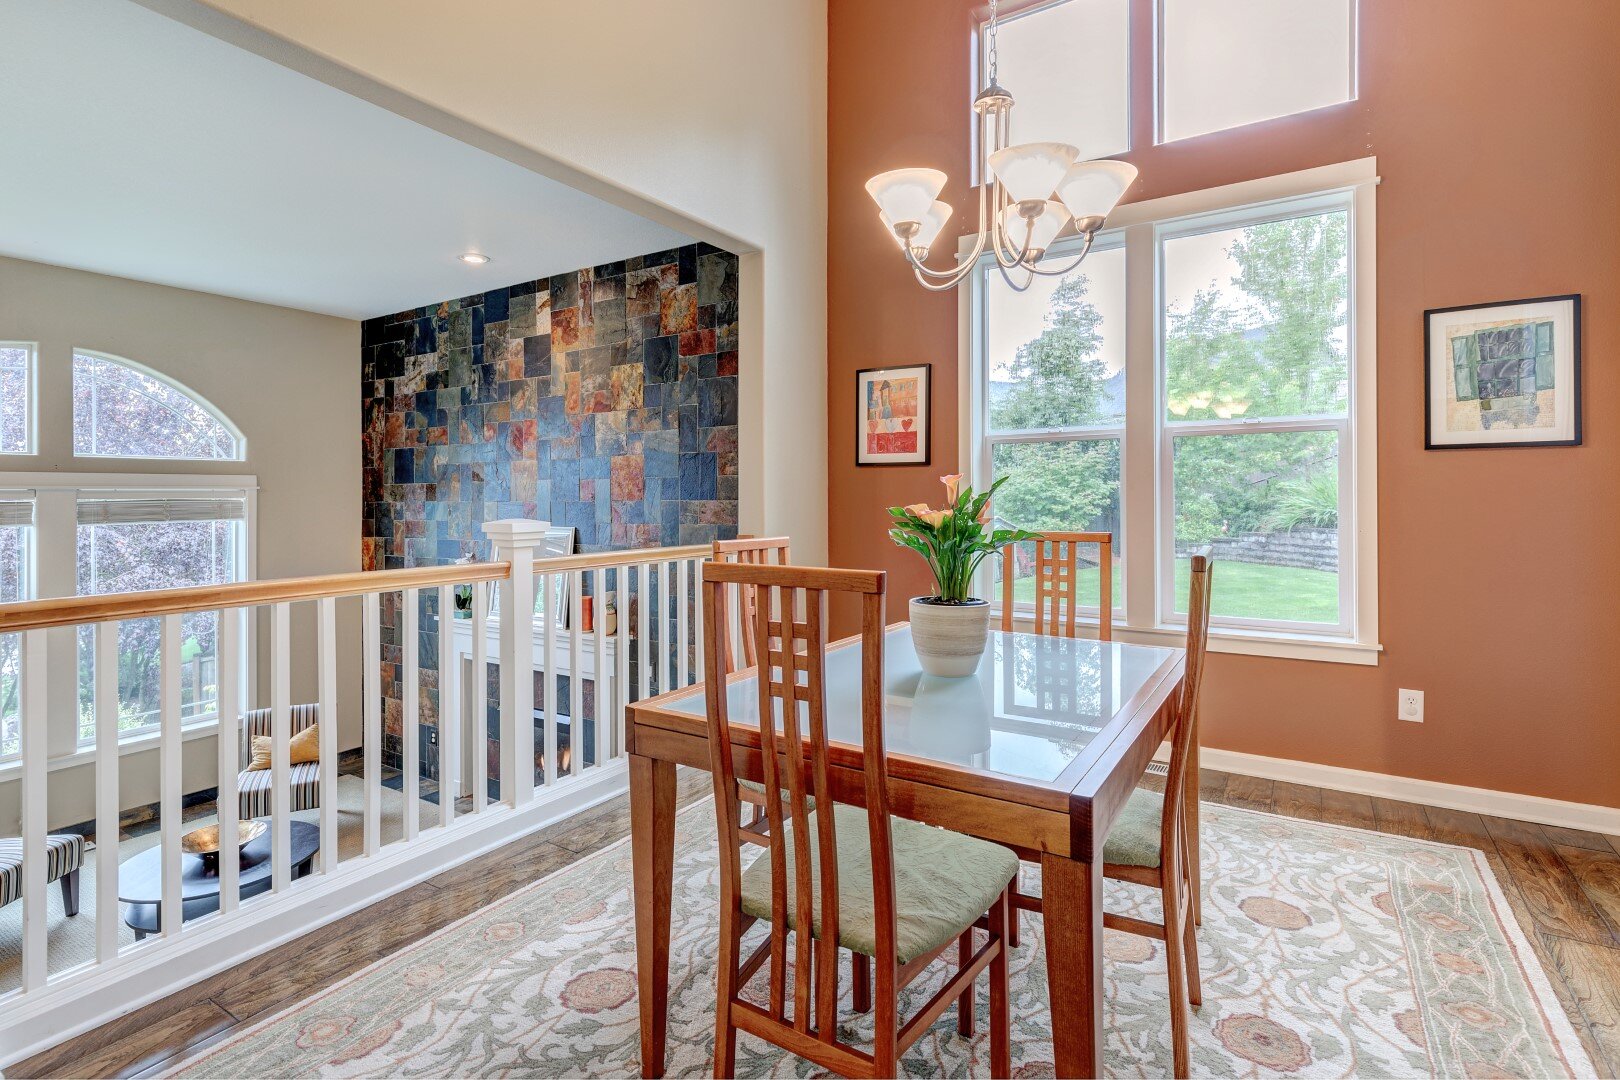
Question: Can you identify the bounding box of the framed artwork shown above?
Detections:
[1425,295,1582,449]
[856,364,931,466]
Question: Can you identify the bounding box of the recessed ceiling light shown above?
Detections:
[459,252,490,265]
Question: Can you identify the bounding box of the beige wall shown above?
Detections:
[0,255,361,831]
[188,0,830,562]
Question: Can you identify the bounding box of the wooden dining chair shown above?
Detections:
[701,562,1018,1079]
[1000,531,1113,946]
[712,536,795,839]
[711,535,792,673]
[1000,531,1113,640]
[1097,555,1214,1078]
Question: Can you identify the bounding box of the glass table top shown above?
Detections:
[667,625,1180,785]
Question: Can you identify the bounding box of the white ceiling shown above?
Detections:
[0,0,694,321]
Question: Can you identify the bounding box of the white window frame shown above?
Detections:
[72,348,247,461]
[0,472,257,768]
[961,158,1380,665]
[1154,0,1360,147]
[0,342,39,456]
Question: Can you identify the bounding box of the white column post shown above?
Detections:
[483,519,547,808]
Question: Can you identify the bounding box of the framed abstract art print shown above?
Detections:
[856,364,931,466]
[1425,295,1582,449]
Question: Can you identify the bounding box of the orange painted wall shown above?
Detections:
[827,0,1620,808]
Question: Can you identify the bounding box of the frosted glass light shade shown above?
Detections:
[1002,200,1070,257]
[1056,160,1138,226]
[987,142,1078,204]
[882,201,953,254]
[865,168,948,227]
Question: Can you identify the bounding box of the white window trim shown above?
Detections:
[0,471,258,763]
[72,348,248,462]
[0,341,39,456]
[959,157,1380,665]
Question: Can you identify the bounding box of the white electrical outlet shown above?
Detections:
[1398,689,1424,723]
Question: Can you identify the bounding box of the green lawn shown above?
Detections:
[1011,560,1338,624]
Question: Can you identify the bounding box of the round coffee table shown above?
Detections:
[119,818,320,939]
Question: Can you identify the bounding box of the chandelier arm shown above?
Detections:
[993,260,1039,293]
[904,244,978,289]
[988,108,1025,271]
[1024,232,1097,277]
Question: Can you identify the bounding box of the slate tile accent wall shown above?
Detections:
[360,243,740,775]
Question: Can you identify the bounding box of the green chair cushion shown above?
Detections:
[739,802,1018,964]
[738,778,814,811]
[1102,788,1165,868]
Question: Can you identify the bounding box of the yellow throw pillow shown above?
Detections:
[247,723,320,771]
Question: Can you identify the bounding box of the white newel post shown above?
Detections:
[483,519,546,807]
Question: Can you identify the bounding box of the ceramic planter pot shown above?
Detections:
[908,597,991,678]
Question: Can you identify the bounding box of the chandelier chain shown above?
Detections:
[987,0,999,84]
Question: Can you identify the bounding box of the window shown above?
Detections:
[0,344,35,454]
[966,160,1378,663]
[982,244,1126,612]
[75,496,246,744]
[1160,0,1356,143]
[979,0,1130,164]
[0,500,34,760]
[73,351,244,460]
[1162,205,1350,631]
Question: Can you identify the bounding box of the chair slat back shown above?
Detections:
[711,535,792,672]
[1161,555,1213,845]
[701,562,891,1037]
[1001,531,1113,640]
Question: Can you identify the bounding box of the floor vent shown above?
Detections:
[1143,760,1170,778]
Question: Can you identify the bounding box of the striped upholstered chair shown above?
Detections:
[0,834,83,916]
[237,704,322,820]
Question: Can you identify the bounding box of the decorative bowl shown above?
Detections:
[181,819,267,857]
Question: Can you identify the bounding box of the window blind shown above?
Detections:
[77,496,246,526]
[0,500,34,528]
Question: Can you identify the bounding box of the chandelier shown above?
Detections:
[864,0,1138,293]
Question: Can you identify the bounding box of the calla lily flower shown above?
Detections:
[940,474,963,503]
[886,475,1041,602]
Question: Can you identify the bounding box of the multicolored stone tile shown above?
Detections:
[360,244,740,773]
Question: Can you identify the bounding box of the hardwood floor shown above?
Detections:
[13,768,1620,1078]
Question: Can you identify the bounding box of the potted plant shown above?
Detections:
[888,474,1038,677]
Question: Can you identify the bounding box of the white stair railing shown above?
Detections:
[0,518,719,1066]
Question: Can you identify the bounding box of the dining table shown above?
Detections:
[627,622,1190,1078]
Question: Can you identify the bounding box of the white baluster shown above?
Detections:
[592,567,607,771]
[544,569,557,790]
[470,580,488,813]
[95,621,122,959]
[437,584,458,827]
[657,562,671,696]
[614,566,629,760]
[270,603,291,892]
[215,610,240,912]
[568,570,582,778]
[316,597,338,872]
[20,629,47,989]
[693,558,705,684]
[363,591,382,856]
[484,519,544,807]
[160,614,183,934]
[402,587,420,842]
[677,557,690,688]
[636,562,650,701]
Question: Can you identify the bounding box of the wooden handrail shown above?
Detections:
[0,562,511,633]
[531,543,712,575]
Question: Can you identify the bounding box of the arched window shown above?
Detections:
[72,350,244,460]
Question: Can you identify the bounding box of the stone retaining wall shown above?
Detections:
[1179,527,1338,573]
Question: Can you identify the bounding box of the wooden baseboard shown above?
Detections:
[1179,745,1620,834]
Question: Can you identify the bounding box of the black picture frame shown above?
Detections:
[855,363,932,467]
[1424,294,1582,450]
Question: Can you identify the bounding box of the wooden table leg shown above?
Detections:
[1041,851,1104,1078]
[631,753,676,1079]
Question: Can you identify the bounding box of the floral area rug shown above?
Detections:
[166,798,1593,1078]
